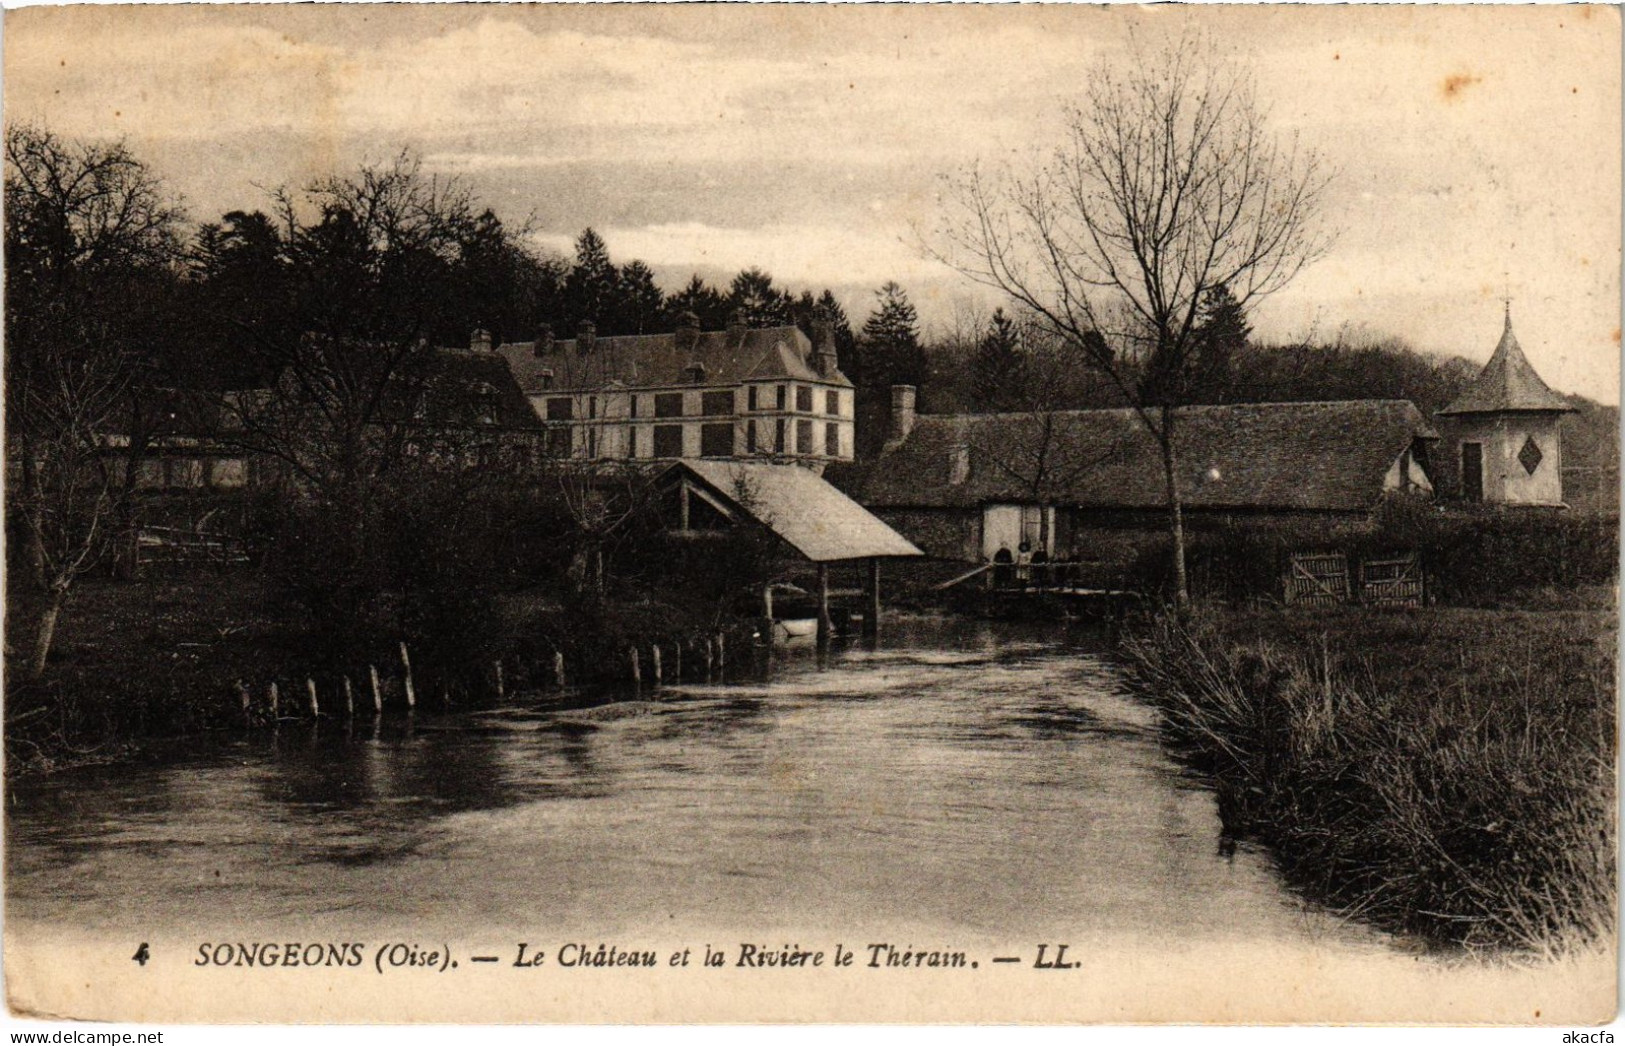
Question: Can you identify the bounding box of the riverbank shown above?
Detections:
[1117,598,1617,954]
[3,572,762,775]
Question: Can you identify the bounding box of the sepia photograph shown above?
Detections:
[1,2,1619,1027]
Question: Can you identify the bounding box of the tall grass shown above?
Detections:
[1119,605,1616,954]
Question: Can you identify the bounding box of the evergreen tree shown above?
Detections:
[664,274,728,330]
[971,308,1022,411]
[564,227,616,328]
[1190,283,1248,403]
[860,281,926,388]
[727,267,791,327]
[613,260,665,335]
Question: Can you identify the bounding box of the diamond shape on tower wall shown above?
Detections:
[1518,435,1543,476]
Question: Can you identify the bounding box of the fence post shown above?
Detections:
[268,681,280,720]
[494,660,505,700]
[629,646,641,687]
[343,676,354,718]
[651,644,663,687]
[400,642,416,710]
[369,665,383,714]
[306,678,319,718]
[553,650,566,689]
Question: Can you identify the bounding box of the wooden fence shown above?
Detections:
[1284,550,1424,609]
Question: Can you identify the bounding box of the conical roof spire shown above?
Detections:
[1438,308,1574,415]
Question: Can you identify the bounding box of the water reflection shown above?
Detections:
[6,615,1387,954]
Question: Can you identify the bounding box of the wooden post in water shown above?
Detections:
[400,642,416,710]
[673,641,683,682]
[494,660,505,699]
[343,676,355,718]
[651,644,663,687]
[716,631,726,675]
[237,680,252,727]
[306,677,319,718]
[703,637,715,679]
[629,646,642,687]
[553,650,566,689]
[370,665,383,714]
[816,562,832,650]
[268,681,280,720]
[763,583,775,623]
[864,557,882,643]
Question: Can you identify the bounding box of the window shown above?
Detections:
[653,425,684,458]
[747,421,758,454]
[545,397,573,421]
[654,393,684,418]
[825,422,840,457]
[540,370,555,390]
[796,386,814,413]
[588,396,597,420]
[747,386,758,411]
[544,428,572,457]
[825,390,839,416]
[212,459,248,489]
[776,385,787,410]
[796,419,813,454]
[700,422,733,457]
[774,419,786,453]
[628,428,641,458]
[629,395,639,419]
[702,390,734,416]
[686,362,707,383]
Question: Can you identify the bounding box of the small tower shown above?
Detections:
[1436,306,1575,506]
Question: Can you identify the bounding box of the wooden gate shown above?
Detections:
[1284,552,1350,607]
[1360,553,1424,607]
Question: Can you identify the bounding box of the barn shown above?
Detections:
[831,398,1439,571]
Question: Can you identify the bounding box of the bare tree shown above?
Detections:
[933,34,1333,606]
[4,124,185,675]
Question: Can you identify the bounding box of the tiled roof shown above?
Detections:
[495,326,850,394]
[1439,313,1575,415]
[838,400,1439,514]
[676,459,922,562]
[393,348,543,431]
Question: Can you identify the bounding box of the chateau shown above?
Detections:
[487,313,855,470]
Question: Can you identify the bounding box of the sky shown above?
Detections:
[5,4,1620,402]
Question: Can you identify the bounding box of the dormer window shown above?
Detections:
[686,362,707,383]
[540,369,555,390]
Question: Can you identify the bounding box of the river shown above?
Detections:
[3,616,1610,1023]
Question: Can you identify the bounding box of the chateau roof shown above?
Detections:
[494,326,850,395]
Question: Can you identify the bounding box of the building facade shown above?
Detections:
[490,315,855,470]
[1434,309,1575,507]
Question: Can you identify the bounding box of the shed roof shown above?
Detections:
[1439,312,1575,415]
[836,400,1438,514]
[674,460,922,562]
[495,326,850,394]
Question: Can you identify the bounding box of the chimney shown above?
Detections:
[532,323,554,359]
[576,320,596,356]
[890,385,917,443]
[813,319,839,377]
[726,310,746,340]
[470,328,492,353]
[675,311,701,353]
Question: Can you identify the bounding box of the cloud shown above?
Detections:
[533,221,958,293]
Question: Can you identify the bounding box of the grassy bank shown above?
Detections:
[1118,602,1616,954]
